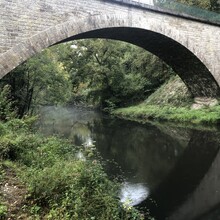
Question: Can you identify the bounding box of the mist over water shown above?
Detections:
[36,106,220,220]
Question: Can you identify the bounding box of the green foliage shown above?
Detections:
[113,104,220,125]
[112,75,220,125]
[0,118,146,219]
[0,204,7,219]
[27,161,124,219]
[0,163,7,219]
[0,123,6,136]
[174,0,215,10]
[155,0,219,11]
[103,100,117,112]
[0,85,17,121]
[0,116,39,161]
[56,39,173,109]
[155,0,220,24]
[0,49,72,117]
[1,39,174,113]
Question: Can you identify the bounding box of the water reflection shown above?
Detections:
[36,106,220,219]
[120,182,149,206]
[37,106,186,206]
[76,151,86,161]
[39,110,184,175]
[168,136,220,220]
[140,130,220,219]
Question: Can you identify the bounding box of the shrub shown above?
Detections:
[0,204,7,219]
[0,118,145,219]
[0,85,17,121]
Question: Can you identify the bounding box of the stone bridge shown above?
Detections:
[0,0,220,98]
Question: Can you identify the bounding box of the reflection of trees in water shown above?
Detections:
[37,106,102,142]
[37,106,220,220]
[92,118,187,190]
[38,106,188,192]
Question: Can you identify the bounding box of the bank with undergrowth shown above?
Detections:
[112,76,220,125]
[0,117,148,220]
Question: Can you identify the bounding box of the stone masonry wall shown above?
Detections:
[0,0,219,97]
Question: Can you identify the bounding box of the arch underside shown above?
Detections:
[1,24,219,98]
[61,27,220,98]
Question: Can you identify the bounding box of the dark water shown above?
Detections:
[36,106,220,220]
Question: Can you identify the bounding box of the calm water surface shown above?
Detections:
[36,106,220,220]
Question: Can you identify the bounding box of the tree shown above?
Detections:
[0,48,72,117]
[155,0,219,11]
[56,39,173,109]
[0,85,17,121]
[175,0,211,10]
[0,39,174,113]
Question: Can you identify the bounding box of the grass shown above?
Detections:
[0,118,147,220]
[112,75,220,126]
[0,163,7,220]
[112,104,220,125]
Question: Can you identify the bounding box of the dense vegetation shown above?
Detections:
[0,88,147,219]
[1,38,220,125]
[113,103,220,125]
[0,38,173,220]
[112,76,220,125]
[175,0,219,11]
[0,49,72,117]
[156,0,219,12]
[0,119,147,219]
[0,0,219,119]
[0,39,173,116]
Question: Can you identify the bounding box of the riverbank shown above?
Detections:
[112,104,220,125]
[112,76,220,125]
[0,118,145,220]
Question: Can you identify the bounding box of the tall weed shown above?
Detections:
[0,118,145,219]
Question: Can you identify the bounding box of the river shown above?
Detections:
[36,106,220,220]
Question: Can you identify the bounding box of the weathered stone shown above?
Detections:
[191,97,219,109]
[0,0,219,98]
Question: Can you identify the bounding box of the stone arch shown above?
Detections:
[0,14,219,97]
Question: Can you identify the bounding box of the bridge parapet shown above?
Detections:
[107,0,220,25]
[0,0,220,98]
